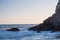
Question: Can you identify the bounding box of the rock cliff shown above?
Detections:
[28,1,60,32]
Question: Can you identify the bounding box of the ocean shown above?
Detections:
[0,24,60,40]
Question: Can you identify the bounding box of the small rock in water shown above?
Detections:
[7,28,20,31]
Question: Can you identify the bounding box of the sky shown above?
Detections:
[0,0,58,24]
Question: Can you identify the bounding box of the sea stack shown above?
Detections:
[28,0,60,32]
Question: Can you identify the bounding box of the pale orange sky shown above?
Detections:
[0,0,58,24]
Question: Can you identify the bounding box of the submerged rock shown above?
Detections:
[55,35,60,39]
[7,28,20,31]
[28,0,60,32]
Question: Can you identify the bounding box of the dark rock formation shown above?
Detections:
[7,28,20,31]
[28,0,60,32]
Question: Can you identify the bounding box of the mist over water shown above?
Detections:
[0,24,60,40]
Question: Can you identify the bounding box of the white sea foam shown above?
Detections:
[0,24,60,40]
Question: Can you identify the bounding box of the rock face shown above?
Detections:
[28,0,60,32]
[7,28,20,31]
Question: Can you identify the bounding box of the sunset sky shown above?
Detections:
[0,0,58,24]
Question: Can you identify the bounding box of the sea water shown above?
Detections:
[0,24,60,40]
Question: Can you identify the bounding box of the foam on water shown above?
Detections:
[0,29,60,40]
[0,24,60,40]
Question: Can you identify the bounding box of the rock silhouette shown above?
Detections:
[7,28,20,31]
[28,1,60,32]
